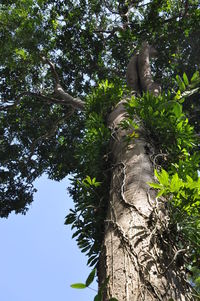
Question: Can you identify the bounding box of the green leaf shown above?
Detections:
[182,73,189,86]
[157,189,166,197]
[87,254,98,266]
[172,102,182,118]
[154,169,159,179]
[94,293,102,301]
[176,75,186,92]
[92,177,101,187]
[109,298,119,301]
[174,90,181,100]
[85,175,92,185]
[58,136,65,145]
[70,283,86,289]
[156,169,169,186]
[64,213,75,225]
[148,182,163,189]
[15,48,27,59]
[170,173,183,192]
[85,269,96,287]
[191,71,199,83]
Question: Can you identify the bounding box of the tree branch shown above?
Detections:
[126,42,161,96]
[41,56,85,111]
[138,42,161,96]
[1,55,85,112]
[0,90,84,112]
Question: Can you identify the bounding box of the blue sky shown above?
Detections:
[0,175,97,301]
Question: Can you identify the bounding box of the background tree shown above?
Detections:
[0,0,200,300]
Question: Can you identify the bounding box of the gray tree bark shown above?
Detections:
[98,42,194,301]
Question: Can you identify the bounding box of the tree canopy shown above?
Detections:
[0,0,200,294]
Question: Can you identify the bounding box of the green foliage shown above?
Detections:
[86,80,124,117]
[1,0,200,218]
[71,269,118,301]
[151,170,200,216]
[70,283,86,289]
[125,71,200,169]
[190,266,200,292]
[0,101,83,217]
[85,268,96,287]
[0,0,200,294]
[70,269,96,290]
[65,80,125,266]
[125,71,200,286]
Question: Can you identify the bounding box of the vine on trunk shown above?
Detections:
[65,43,200,298]
[123,71,200,292]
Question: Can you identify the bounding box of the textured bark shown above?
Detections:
[98,101,193,301]
[138,42,161,96]
[98,43,193,300]
[126,53,140,93]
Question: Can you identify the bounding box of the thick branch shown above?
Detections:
[54,84,85,110]
[1,56,85,112]
[126,42,161,96]
[138,41,161,96]
[0,90,84,112]
[126,52,140,94]
[41,56,85,110]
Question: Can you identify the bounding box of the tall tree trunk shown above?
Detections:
[98,100,193,301]
[98,43,193,300]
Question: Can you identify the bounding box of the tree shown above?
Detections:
[0,1,200,300]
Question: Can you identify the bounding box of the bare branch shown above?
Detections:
[0,90,85,112]
[21,91,84,110]
[54,85,85,110]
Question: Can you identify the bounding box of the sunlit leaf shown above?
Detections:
[70,283,86,289]
[183,73,189,86]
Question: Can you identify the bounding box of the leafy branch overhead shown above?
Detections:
[0,0,200,298]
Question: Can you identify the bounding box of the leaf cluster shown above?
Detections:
[0,0,200,290]
[125,71,200,289]
[125,72,200,169]
[65,80,124,266]
[0,98,83,217]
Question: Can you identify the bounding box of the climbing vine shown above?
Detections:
[124,71,200,290]
[65,79,126,266]
[66,71,200,292]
